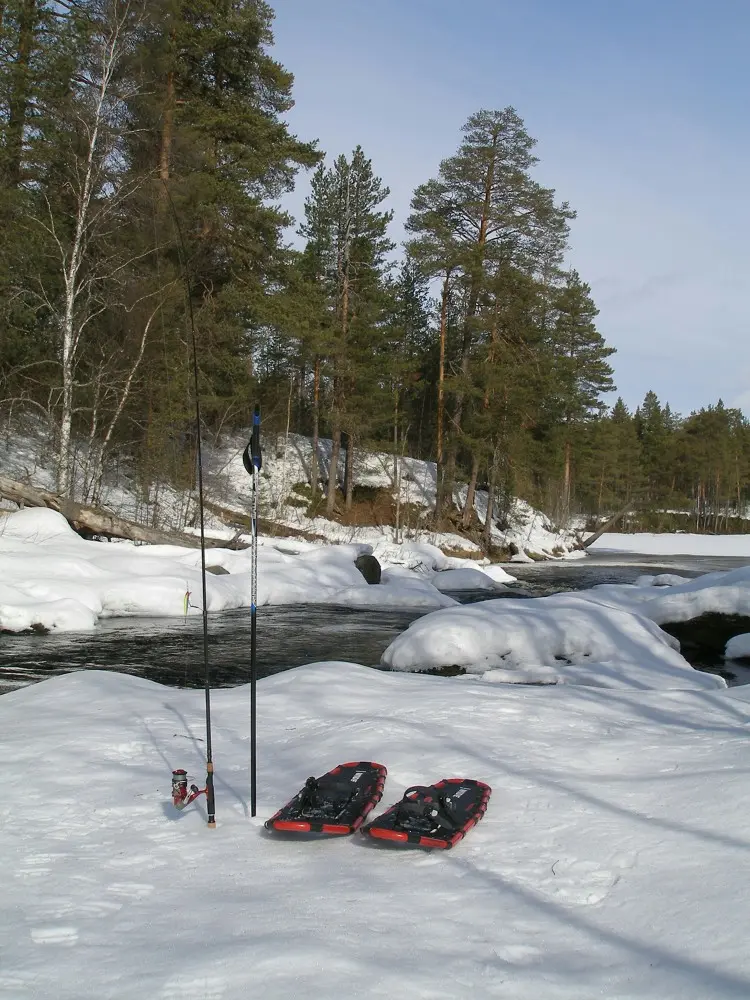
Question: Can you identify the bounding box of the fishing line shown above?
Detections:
[162,179,216,829]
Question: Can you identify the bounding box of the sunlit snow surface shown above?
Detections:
[590,532,750,557]
[6,508,750,691]
[383,555,750,685]
[0,508,480,631]
[2,664,750,999]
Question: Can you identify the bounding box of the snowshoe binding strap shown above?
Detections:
[396,786,461,834]
[298,776,320,810]
[293,776,361,820]
[266,762,388,836]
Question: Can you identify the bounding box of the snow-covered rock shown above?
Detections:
[725,633,750,659]
[430,567,507,592]
[380,592,723,690]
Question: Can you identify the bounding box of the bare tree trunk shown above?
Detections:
[581,497,637,549]
[310,355,320,498]
[159,68,175,183]
[393,415,400,545]
[393,389,399,493]
[483,446,499,551]
[53,8,128,496]
[434,269,452,521]
[326,425,341,515]
[344,431,355,511]
[462,453,479,527]
[561,437,572,525]
[0,474,243,549]
[275,373,294,518]
[90,303,161,504]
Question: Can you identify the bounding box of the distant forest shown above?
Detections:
[1,1,747,537]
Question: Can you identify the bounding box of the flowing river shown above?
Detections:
[2,551,749,694]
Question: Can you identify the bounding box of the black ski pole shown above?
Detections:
[243,404,262,816]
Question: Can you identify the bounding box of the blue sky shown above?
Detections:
[270,0,749,417]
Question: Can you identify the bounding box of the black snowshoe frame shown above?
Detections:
[362,778,491,849]
[265,761,387,835]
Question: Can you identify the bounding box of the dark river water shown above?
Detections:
[2,551,750,694]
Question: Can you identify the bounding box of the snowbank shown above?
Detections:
[0,508,455,631]
[431,567,509,592]
[725,634,750,659]
[380,593,723,690]
[207,431,580,559]
[2,664,750,1000]
[570,565,750,628]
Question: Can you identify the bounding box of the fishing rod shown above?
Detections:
[242,405,262,817]
[163,181,216,829]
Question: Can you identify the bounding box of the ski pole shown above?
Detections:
[243,404,262,816]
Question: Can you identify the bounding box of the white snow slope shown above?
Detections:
[0,507,468,632]
[2,664,750,1000]
[590,532,750,557]
[0,423,581,559]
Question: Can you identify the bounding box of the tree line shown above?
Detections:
[0,1,741,539]
[573,393,750,534]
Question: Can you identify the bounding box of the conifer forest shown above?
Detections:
[1,0,748,538]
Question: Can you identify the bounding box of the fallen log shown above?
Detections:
[0,474,246,550]
[579,497,638,550]
[203,499,327,542]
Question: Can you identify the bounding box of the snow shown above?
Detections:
[635,573,691,587]
[566,565,750,628]
[380,593,723,689]
[431,567,509,592]
[590,532,750,556]
[725,633,750,659]
[207,431,581,560]
[2,663,750,1000]
[7,506,750,694]
[0,508,458,632]
[1,420,582,561]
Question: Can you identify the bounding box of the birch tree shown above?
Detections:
[34,0,149,495]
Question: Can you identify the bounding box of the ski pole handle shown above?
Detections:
[242,404,262,476]
[251,405,262,469]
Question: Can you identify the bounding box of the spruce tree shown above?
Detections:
[545,270,615,521]
[300,146,394,513]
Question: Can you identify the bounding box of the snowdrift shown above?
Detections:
[2,664,750,999]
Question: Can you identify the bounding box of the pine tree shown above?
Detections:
[406,107,574,520]
[634,390,674,508]
[114,0,320,496]
[577,398,643,518]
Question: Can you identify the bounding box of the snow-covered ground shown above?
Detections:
[0,422,581,559]
[2,664,750,1000]
[0,508,519,632]
[381,592,724,689]
[4,432,750,997]
[590,532,750,557]
[725,633,750,660]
